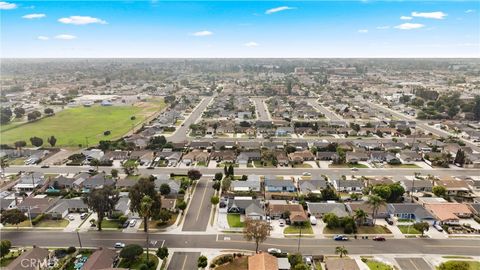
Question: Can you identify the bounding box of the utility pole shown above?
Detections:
[76,231,83,248]
[297,226,302,252]
[411,173,416,203]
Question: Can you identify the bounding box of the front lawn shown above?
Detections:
[118,253,159,270]
[227,214,244,228]
[348,163,369,168]
[215,256,248,270]
[36,219,69,227]
[100,219,122,229]
[437,260,480,270]
[397,225,421,234]
[196,161,207,167]
[387,164,421,168]
[292,163,312,168]
[284,223,314,234]
[253,160,276,168]
[362,257,394,270]
[0,250,21,267]
[323,225,391,234]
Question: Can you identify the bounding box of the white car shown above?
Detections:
[434,224,443,232]
[279,219,286,227]
[67,214,75,221]
[267,248,282,254]
[129,219,137,227]
[114,242,126,248]
[351,167,359,171]
[302,172,311,176]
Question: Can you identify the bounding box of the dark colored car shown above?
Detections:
[373,236,386,241]
[333,235,349,241]
[122,221,130,228]
[385,217,394,225]
[41,165,50,168]
[146,166,154,170]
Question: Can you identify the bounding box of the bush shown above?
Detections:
[139,264,148,270]
[110,212,122,220]
[104,130,111,136]
[118,215,128,224]
[361,257,368,263]
[32,214,45,225]
[213,254,233,266]
[119,244,143,262]
[210,263,216,268]
[67,246,76,254]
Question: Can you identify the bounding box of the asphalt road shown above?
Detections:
[182,178,215,231]
[252,97,271,121]
[307,98,344,121]
[2,231,480,256]
[6,165,479,180]
[167,252,200,270]
[396,257,433,270]
[168,96,214,143]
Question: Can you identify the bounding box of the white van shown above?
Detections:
[310,216,317,226]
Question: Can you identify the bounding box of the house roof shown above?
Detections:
[265,179,295,188]
[307,203,349,217]
[6,247,50,270]
[248,253,278,270]
[82,248,117,270]
[324,258,360,270]
[425,203,472,221]
[298,180,328,193]
[334,179,363,188]
[388,203,434,220]
[436,179,471,191]
[268,203,304,215]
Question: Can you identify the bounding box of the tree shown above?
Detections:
[44,108,54,115]
[47,136,57,147]
[413,222,429,236]
[159,183,171,196]
[212,181,221,191]
[0,107,12,124]
[366,195,385,226]
[90,159,100,172]
[139,195,154,261]
[129,178,161,232]
[354,209,368,227]
[187,169,202,181]
[243,219,271,253]
[214,172,223,181]
[223,165,228,176]
[27,111,41,121]
[122,160,138,175]
[197,255,208,268]
[156,247,169,260]
[111,169,119,178]
[294,263,309,270]
[387,183,405,203]
[432,186,447,198]
[0,157,8,171]
[210,196,219,205]
[13,107,25,118]
[156,209,172,224]
[372,185,392,201]
[474,96,480,121]
[14,140,26,149]
[454,149,466,166]
[335,246,348,258]
[227,164,234,177]
[321,186,339,201]
[119,244,143,263]
[288,253,303,269]
[84,186,119,231]
[177,201,187,211]
[29,136,43,147]
[0,240,11,258]
[322,213,340,229]
[0,209,27,229]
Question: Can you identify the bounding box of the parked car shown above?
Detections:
[373,236,386,241]
[434,224,443,232]
[129,220,137,227]
[310,216,317,226]
[40,165,50,168]
[279,219,286,227]
[267,248,282,254]
[114,242,125,248]
[385,217,394,225]
[302,172,311,176]
[67,214,75,221]
[351,167,358,171]
[122,221,130,228]
[333,235,349,241]
[146,166,154,170]
[80,213,89,220]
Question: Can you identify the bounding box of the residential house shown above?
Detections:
[264,179,297,193]
[114,197,131,216]
[17,197,60,218]
[79,173,115,190]
[82,248,118,270]
[15,172,45,191]
[425,203,473,225]
[316,151,338,161]
[400,179,433,193]
[307,202,349,218]
[210,150,236,163]
[157,150,182,167]
[298,180,327,195]
[51,176,75,189]
[231,175,261,192]
[48,199,88,219]
[346,151,369,164]
[333,179,363,193]
[435,179,472,198]
[346,202,389,220]
[181,149,209,165]
[248,253,278,270]
[275,151,289,166]
[325,258,360,270]
[288,150,315,163]
[130,150,155,165]
[154,177,181,195]
[267,203,307,223]
[6,246,50,270]
[236,151,261,165]
[387,203,436,224]
[227,198,265,220]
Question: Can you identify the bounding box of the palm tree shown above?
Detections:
[354,209,368,227]
[140,195,154,262]
[366,194,385,226]
[335,246,348,258]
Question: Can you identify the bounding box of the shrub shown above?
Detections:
[32,214,45,225]
[118,215,128,224]
[119,244,143,262]
[361,257,368,263]
[138,264,148,270]
[213,254,233,266]
[67,246,76,254]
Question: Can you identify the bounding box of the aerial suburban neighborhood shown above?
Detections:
[1,1,480,270]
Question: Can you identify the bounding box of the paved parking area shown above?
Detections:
[396,258,432,270]
[167,252,200,270]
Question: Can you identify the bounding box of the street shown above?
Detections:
[168,96,214,142]
[252,97,271,121]
[182,178,215,231]
[167,252,200,270]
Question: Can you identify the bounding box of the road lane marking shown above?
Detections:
[196,179,209,221]
[181,255,188,270]
[410,259,420,270]
[216,239,372,248]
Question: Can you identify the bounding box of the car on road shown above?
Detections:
[279,219,286,227]
[333,235,349,241]
[434,224,443,232]
[80,213,89,219]
[114,242,125,248]
[146,166,154,170]
[40,165,50,168]
[302,172,311,176]
[373,236,386,241]
[67,214,75,221]
[267,248,282,254]
[351,167,359,171]
[129,220,137,227]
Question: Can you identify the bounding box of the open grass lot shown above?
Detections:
[284,223,314,234]
[437,260,480,270]
[215,256,248,270]
[362,257,394,270]
[397,225,421,234]
[324,225,391,234]
[118,253,158,270]
[227,214,244,228]
[1,99,165,147]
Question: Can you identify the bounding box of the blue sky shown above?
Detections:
[1,1,479,58]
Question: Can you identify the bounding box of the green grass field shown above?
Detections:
[284,223,314,234]
[397,225,421,234]
[362,258,394,270]
[1,100,165,147]
[227,214,244,228]
[437,260,480,270]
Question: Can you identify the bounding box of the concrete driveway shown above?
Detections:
[63,213,84,232]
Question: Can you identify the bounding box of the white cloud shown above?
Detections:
[0,1,17,10]
[465,9,475,13]
[244,42,259,47]
[22,13,46,19]
[400,16,412,20]
[376,26,390,30]
[192,30,213,37]
[394,23,425,30]
[37,36,49,40]
[358,29,368,33]
[265,6,295,15]
[54,34,77,40]
[58,16,107,25]
[411,11,447,19]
